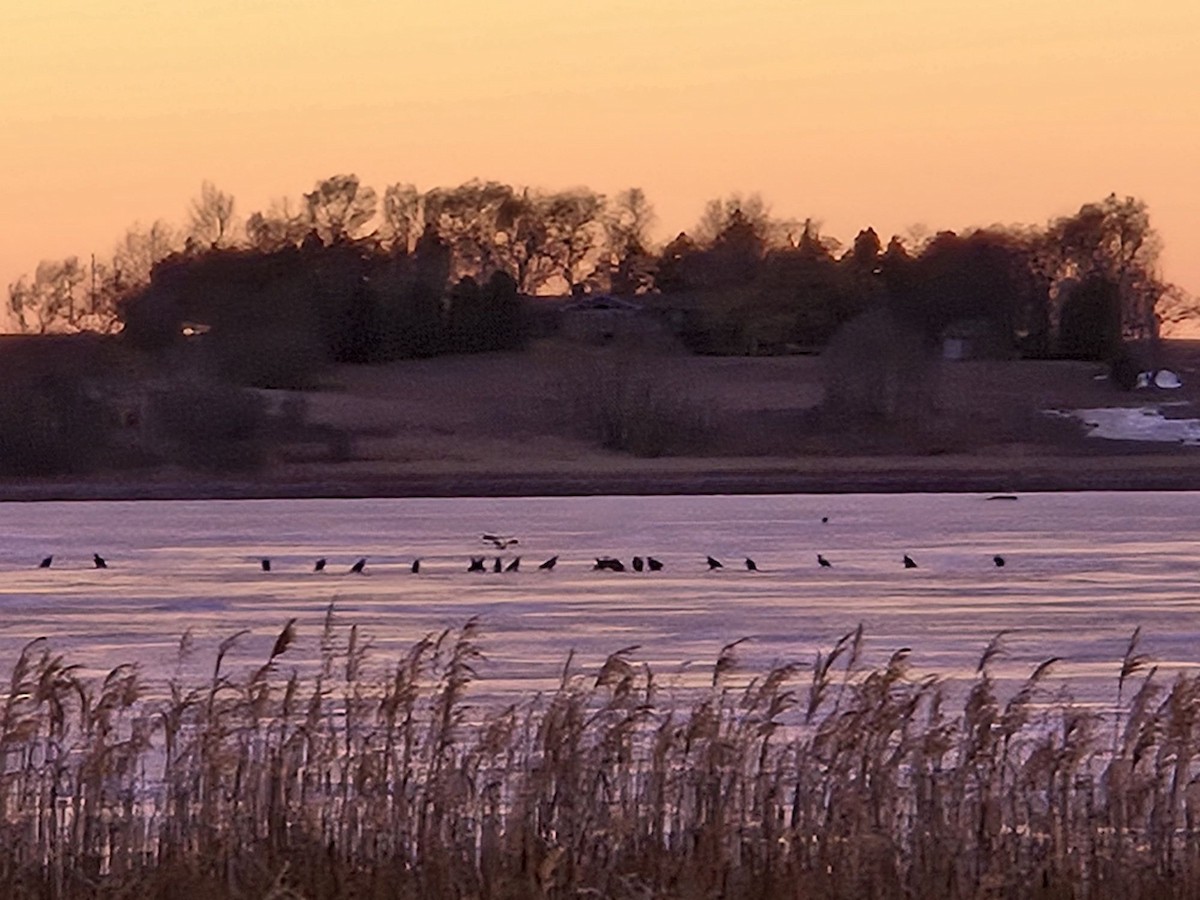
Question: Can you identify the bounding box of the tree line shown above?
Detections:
[7,175,1189,368]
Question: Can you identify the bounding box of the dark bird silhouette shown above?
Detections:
[817,554,832,568]
[313,558,326,572]
[538,555,558,570]
[38,556,52,569]
[993,555,1006,567]
[706,556,723,570]
[632,556,644,572]
[647,557,664,571]
[349,558,367,575]
[468,556,486,572]
[903,554,917,569]
[94,553,108,569]
[260,558,270,572]
[594,557,625,572]
[411,559,421,574]
[745,558,758,571]
[821,516,829,524]
[505,556,521,572]
[493,557,502,573]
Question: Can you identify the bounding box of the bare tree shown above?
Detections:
[542,189,606,292]
[187,181,238,249]
[7,257,86,333]
[380,183,421,253]
[602,188,658,294]
[303,174,378,244]
[111,221,178,291]
[694,193,783,246]
[423,180,515,280]
[245,197,309,251]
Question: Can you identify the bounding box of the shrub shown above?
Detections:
[0,375,112,475]
[145,379,268,471]
[563,354,710,456]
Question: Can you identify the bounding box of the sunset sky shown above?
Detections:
[2,0,1197,328]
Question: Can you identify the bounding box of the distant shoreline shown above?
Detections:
[5,456,1200,501]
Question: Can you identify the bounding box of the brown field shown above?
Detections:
[7,338,1200,499]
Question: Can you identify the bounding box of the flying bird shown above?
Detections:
[468,557,486,572]
[632,556,644,572]
[349,558,367,575]
[706,556,723,570]
[745,558,758,571]
[538,555,558,570]
[817,554,832,568]
[821,516,829,524]
[647,557,664,571]
[993,555,1006,567]
[94,553,108,570]
[483,534,519,549]
[313,558,327,572]
[505,556,521,572]
[411,559,421,574]
[903,554,918,569]
[38,556,52,569]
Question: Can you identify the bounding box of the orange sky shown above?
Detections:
[2,0,1197,329]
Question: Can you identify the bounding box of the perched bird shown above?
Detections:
[594,557,625,572]
[260,558,270,572]
[93,553,108,570]
[537,555,558,571]
[38,556,52,569]
[817,554,832,568]
[313,558,327,572]
[993,555,1006,567]
[349,558,367,575]
[411,559,421,574]
[706,556,723,570]
[647,557,664,571]
[903,554,918,569]
[745,558,758,571]
[493,557,502,573]
[632,556,644,572]
[468,556,486,572]
[505,556,521,572]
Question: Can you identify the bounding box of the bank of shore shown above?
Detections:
[5,452,1200,502]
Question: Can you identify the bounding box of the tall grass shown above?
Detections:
[2,615,1200,898]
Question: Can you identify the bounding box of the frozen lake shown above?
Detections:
[0,492,1197,706]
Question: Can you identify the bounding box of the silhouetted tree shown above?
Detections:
[304,175,378,244]
[245,198,308,251]
[380,182,421,253]
[654,233,701,294]
[1044,194,1163,347]
[8,258,86,333]
[187,181,238,249]
[423,180,513,281]
[1058,275,1122,360]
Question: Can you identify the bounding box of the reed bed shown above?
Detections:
[0,612,1197,898]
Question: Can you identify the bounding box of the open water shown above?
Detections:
[0,492,1197,706]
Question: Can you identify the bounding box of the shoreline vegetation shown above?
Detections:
[0,617,1194,898]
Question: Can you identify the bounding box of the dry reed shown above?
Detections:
[0,613,1198,898]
